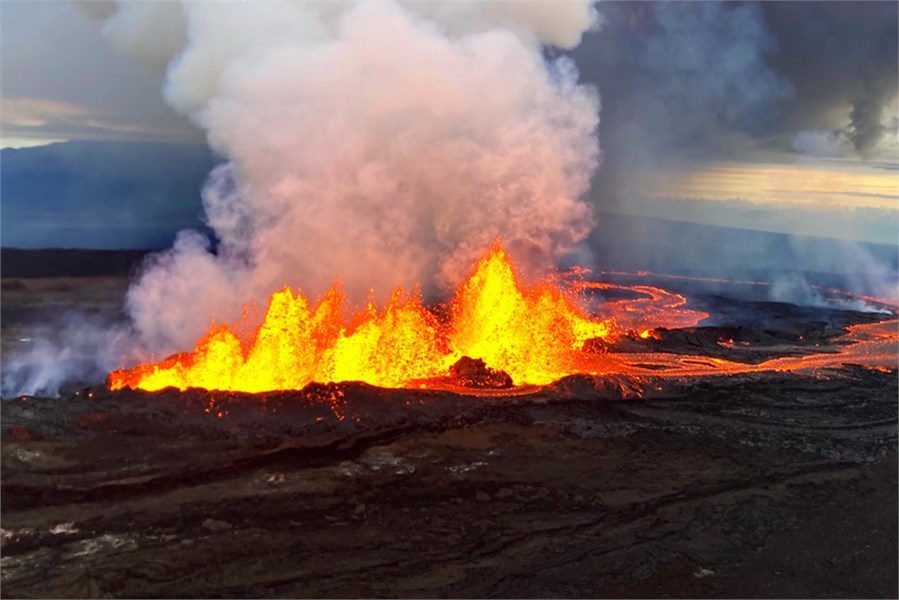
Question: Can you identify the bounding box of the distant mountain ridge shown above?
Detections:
[1,140,217,249]
[0,248,154,278]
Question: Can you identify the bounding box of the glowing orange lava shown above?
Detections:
[110,244,645,392]
[109,244,898,394]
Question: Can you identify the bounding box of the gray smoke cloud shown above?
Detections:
[761,1,898,158]
[86,0,602,356]
[564,0,796,217]
[846,86,895,157]
[569,1,898,181]
[622,1,793,147]
[572,2,792,165]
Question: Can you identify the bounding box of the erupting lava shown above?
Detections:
[110,245,658,393]
[110,243,898,395]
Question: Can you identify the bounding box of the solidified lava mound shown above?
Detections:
[449,356,514,388]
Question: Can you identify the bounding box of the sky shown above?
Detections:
[1,1,200,147]
[1,0,897,246]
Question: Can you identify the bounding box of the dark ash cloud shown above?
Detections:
[568,0,897,168]
[761,1,898,157]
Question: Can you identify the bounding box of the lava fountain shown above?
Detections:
[108,243,899,393]
[109,242,899,395]
[110,244,708,393]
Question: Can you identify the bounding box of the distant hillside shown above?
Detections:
[589,211,898,279]
[0,248,154,278]
[1,140,215,249]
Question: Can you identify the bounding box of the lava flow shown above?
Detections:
[111,244,704,393]
[109,244,898,394]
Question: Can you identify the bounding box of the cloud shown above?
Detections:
[1,97,91,127]
[571,2,793,164]
[760,1,898,158]
[0,1,199,145]
[99,1,187,72]
[0,96,200,144]
[791,129,845,158]
[567,0,898,184]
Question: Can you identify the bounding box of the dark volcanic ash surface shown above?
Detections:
[2,372,897,597]
[1,278,897,598]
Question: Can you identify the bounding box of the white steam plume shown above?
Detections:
[95,0,602,356]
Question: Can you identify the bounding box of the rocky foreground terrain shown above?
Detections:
[1,276,896,598]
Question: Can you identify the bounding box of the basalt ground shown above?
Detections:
[1,274,896,598]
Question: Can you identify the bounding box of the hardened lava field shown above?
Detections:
[1,273,896,599]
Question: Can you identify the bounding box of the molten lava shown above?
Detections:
[110,245,639,392]
[111,243,897,394]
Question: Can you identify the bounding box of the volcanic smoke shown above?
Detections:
[88,0,603,359]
